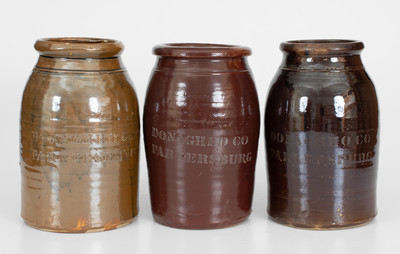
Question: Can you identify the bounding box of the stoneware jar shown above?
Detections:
[20,38,140,233]
[144,43,260,229]
[265,40,379,229]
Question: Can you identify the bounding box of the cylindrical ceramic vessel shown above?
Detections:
[144,43,260,229]
[20,38,140,233]
[265,40,379,229]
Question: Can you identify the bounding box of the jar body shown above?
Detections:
[144,44,260,229]
[265,40,379,229]
[20,38,139,233]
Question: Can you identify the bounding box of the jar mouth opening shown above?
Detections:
[281,39,364,54]
[45,38,115,44]
[35,37,124,58]
[287,39,359,44]
[153,43,251,58]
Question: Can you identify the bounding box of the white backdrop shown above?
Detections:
[0,0,399,253]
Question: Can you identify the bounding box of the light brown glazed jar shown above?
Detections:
[144,43,260,229]
[20,38,139,233]
[265,40,379,229]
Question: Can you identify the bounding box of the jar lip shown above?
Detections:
[281,39,364,54]
[153,43,251,58]
[34,37,124,58]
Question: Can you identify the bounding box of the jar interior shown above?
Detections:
[46,38,115,44]
[286,39,358,44]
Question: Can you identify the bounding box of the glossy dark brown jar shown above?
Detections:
[20,38,139,233]
[265,40,379,229]
[144,43,260,229]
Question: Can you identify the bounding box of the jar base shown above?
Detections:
[23,216,137,233]
[268,214,376,230]
[153,214,249,230]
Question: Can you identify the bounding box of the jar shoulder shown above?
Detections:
[144,71,260,122]
[267,69,377,110]
[270,69,374,93]
[265,69,378,132]
[21,70,139,122]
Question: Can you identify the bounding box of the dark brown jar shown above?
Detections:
[144,43,260,229]
[20,38,139,233]
[265,40,379,229]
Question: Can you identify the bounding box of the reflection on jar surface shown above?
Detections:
[265,40,379,229]
[144,43,260,229]
[20,38,139,233]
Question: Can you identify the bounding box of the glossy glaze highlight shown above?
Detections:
[20,38,139,233]
[265,40,379,229]
[144,43,260,229]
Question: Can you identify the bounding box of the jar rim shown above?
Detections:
[34,37,124,58]
[153,43,251,58]
[281,39,364,54]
